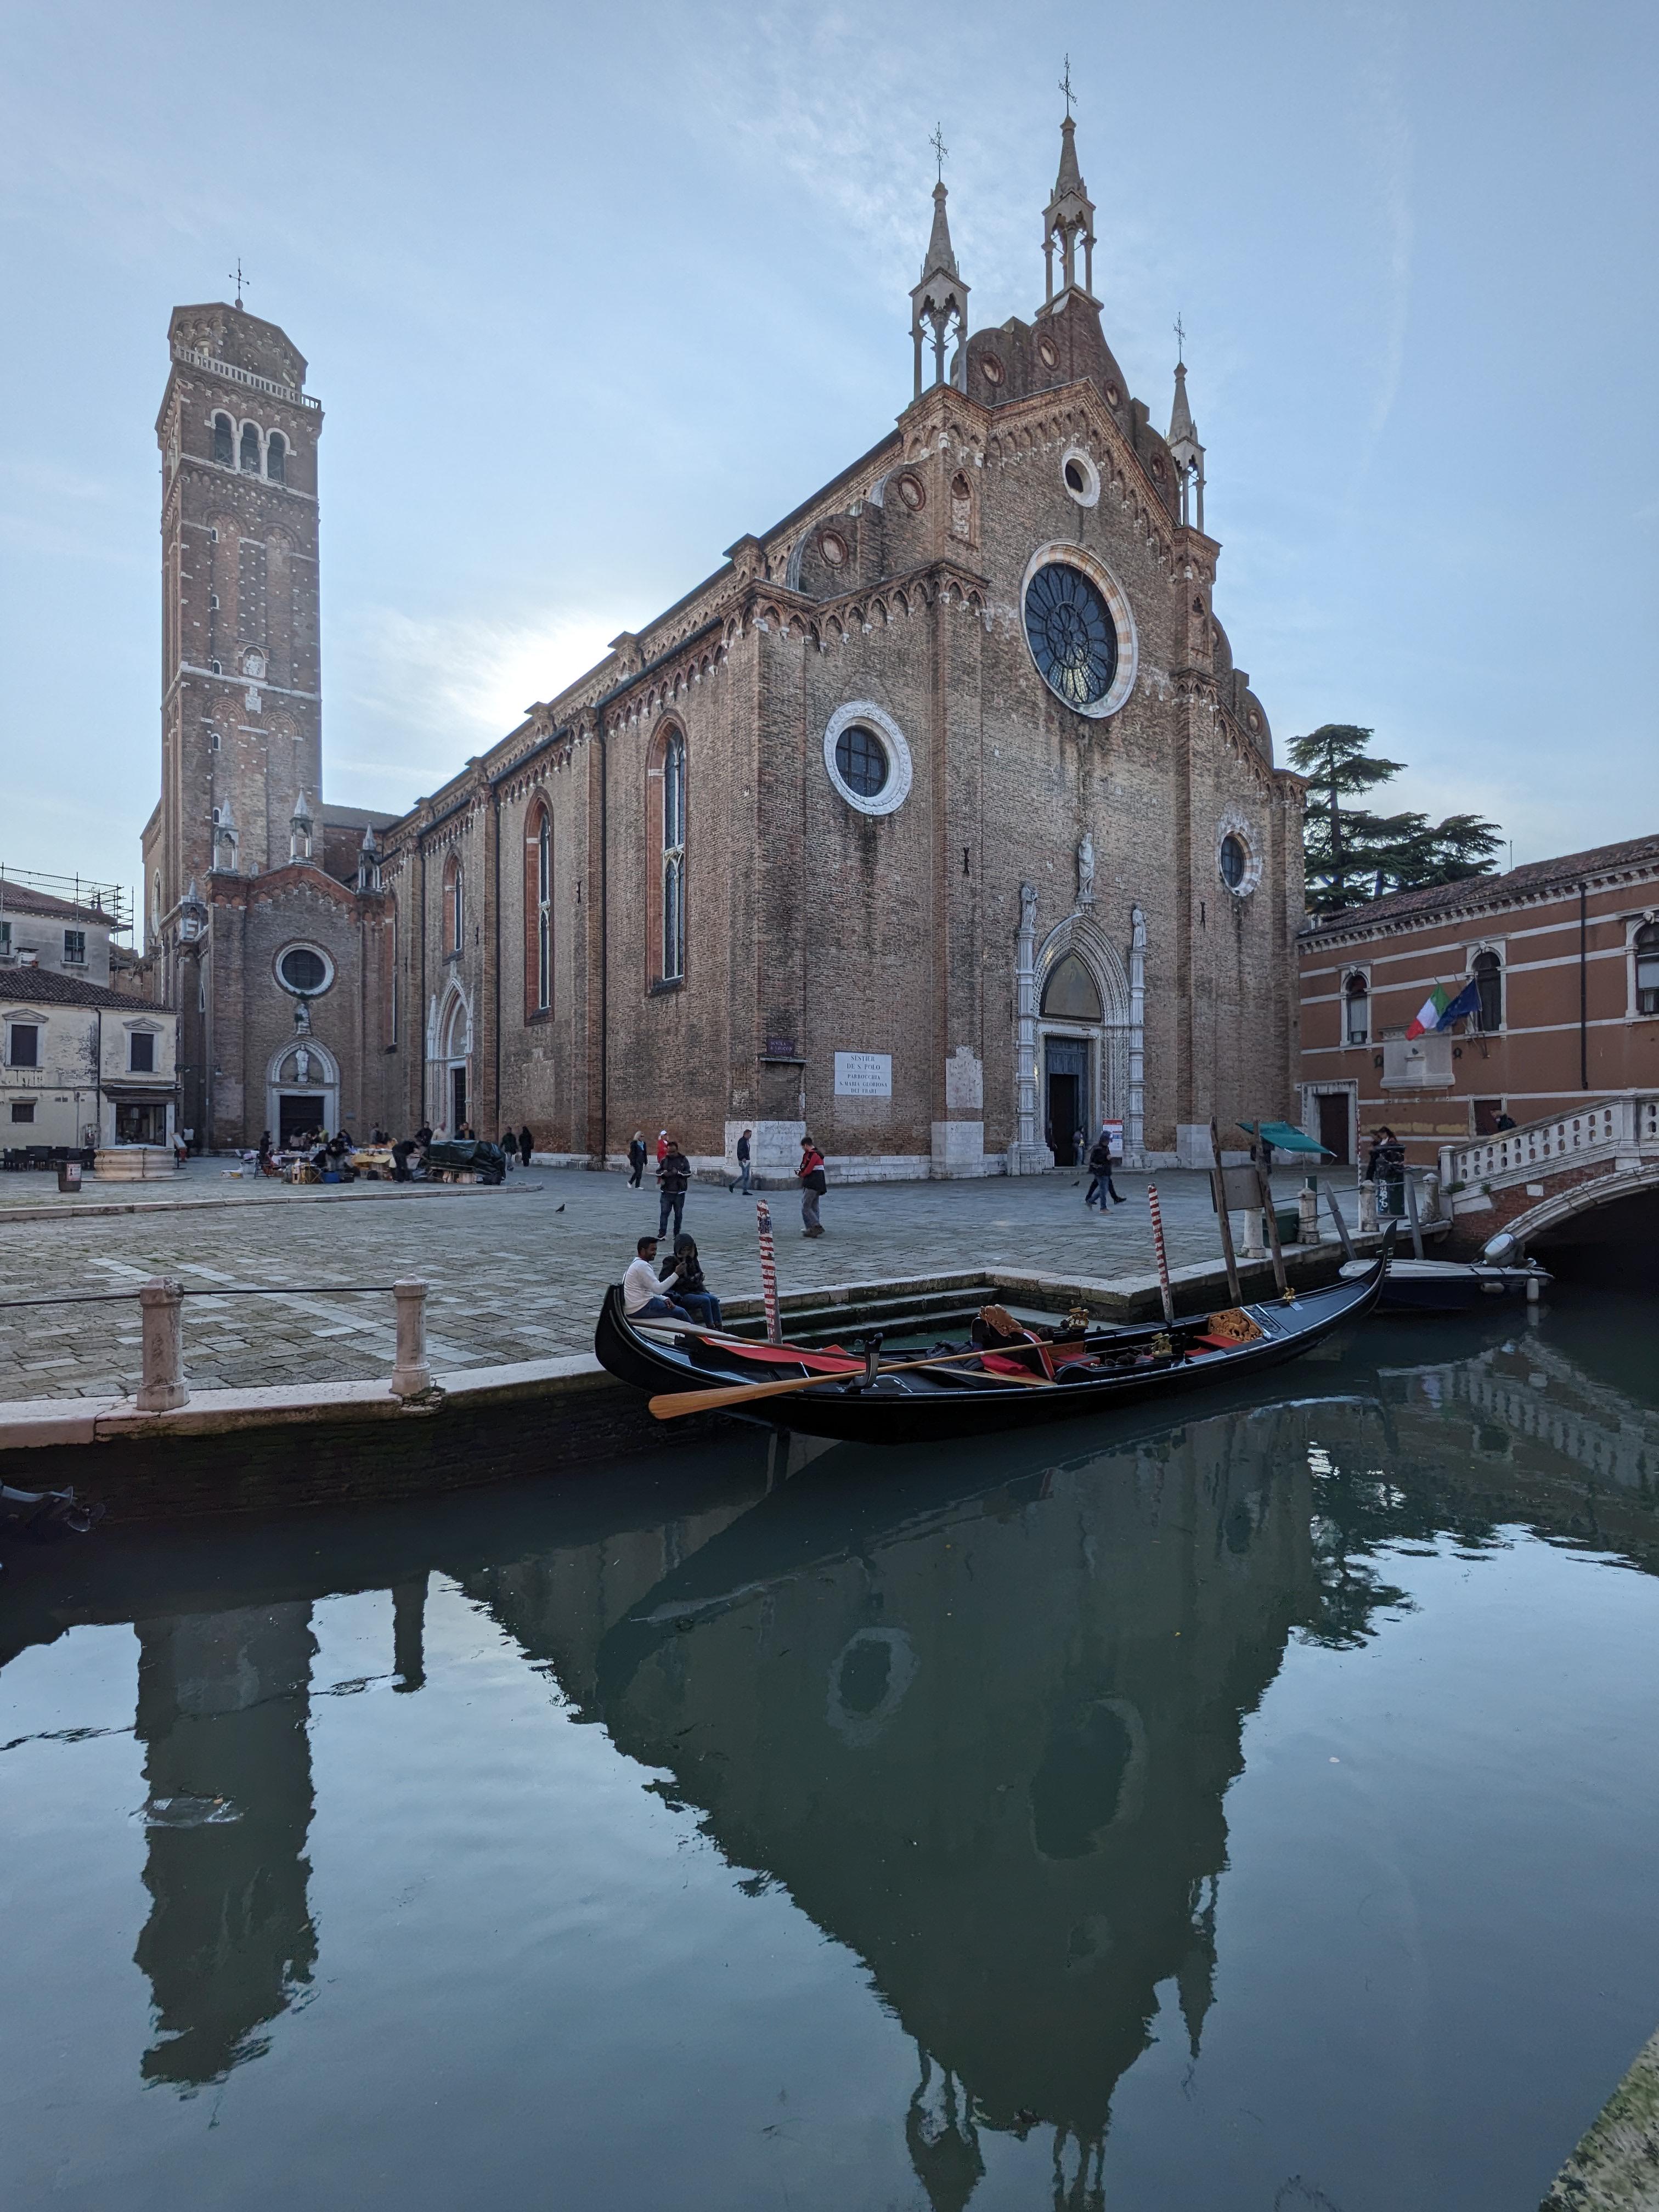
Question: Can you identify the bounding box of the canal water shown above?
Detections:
[4,1293,1657,2211]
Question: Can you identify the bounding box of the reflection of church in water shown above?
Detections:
[463,1414,1319,2200]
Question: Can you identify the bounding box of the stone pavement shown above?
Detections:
[0,1159,1349,1403]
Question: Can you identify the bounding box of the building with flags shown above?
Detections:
[1297,833,1659,1169]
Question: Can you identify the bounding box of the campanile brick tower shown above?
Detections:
[148,300,324,929]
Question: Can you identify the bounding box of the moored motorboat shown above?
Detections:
[592,1230,1396,1444]
[1340,1227,1549,1313]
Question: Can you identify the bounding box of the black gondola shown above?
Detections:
[592,1229,1395,1444]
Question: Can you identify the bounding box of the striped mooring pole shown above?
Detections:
[1146,1181,1176,1327]
[755,1198,784,1343]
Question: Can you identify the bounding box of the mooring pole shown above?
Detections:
[1208,1118,1242,1305]
[1146,1182,1177,1327]
[755,1199,783,1344]
[1325,1182,1356,1260]
[1402,1169,1426,1261]
[1254,1147,1291,1299]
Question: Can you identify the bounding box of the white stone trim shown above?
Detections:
[823,701,913,817]
[1059,444,1101,507]
[1216,805,1262,898]
[1019,543,1138,719]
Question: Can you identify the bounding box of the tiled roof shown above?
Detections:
[0,967,167,1011]
[0,885,117,924]
[1301,832,1659,939]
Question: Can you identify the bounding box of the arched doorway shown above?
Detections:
[428,988,471,1133]
[266,1039,339,1148]
[1034,921,1131,1166]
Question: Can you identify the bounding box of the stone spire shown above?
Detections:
[910,179,969,399]
[356,821,382,892]
[289,789,314,864]
[1167,349,1206,532]
[1041,114,1097,309]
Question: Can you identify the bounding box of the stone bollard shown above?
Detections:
[390,1278,432,1397]
[1421,1167,1442,1224]
[1358,1179,1379,1234]
[1237,1208,1264,1260]
[1299,1179,1321,1244]
[137,1278,188,1412]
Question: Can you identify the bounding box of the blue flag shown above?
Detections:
[1436,979,1482,1030]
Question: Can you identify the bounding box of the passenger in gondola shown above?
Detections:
[624,1235,691,1322]
[659,1234,721,1330]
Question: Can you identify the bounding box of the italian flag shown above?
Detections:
[1406,986,1449,1040]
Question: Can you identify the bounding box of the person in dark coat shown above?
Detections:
[518,1125,534,1167]
[729,1127,752,1195]
[628,1131,647,1188]
[1085,1127,1125,1209]
[659,1234,721,1330]
[657,1138,691,1242]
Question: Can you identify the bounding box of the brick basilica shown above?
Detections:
[143,113,1304,1177]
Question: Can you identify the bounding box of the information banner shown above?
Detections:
[1103,1118,1124,1159]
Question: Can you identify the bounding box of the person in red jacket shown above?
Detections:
[798,1135,827,1238]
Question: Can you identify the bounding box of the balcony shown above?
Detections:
[1381,1034,1454,1090]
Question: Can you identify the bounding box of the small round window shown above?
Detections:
[1039,337,1058,369]
[980,353,1005,388]
[896,472,926,511]
[835,724,888,799]
[276,944,332,995]
[1219,834,1248,890]
[823,702,912,817]
[1060,447,1100,507]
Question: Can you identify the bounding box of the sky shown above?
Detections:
[2,0,1655,911]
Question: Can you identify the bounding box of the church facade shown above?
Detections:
[143,115,1304,1173]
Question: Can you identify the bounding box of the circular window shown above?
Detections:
[1024,563,1118,710]
[1151,456,1166,482]
[820,529,848,568]
[896,472,926,511]
[275,944,334,995]
[1219,834,1246,888]
[1105,382,1122,408]
[1039,337,1058,369]
[1216,819,1261,896]
[1061,447,1100,507]
[834,724,888,799]
[823,702,912,817]
[980,353,1005,387]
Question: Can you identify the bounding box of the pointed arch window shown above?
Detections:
[650,726,687,986]
[267,431,286,484]
[524,801,552,1017]
[239,423,261,474]
[442,854,464,955]
[212,413,234,465]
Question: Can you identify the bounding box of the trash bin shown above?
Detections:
[57,1160,82,1194]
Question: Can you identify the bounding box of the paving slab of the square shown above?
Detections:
[0,1161,1336,1402]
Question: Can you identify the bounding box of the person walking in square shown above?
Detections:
[657,1136,691,1242]
[1085,1126,1126,1209]
[628,1131,647,1187]
[798,1134,827,1238]
[655,1129,669,1167]
[518,1125,534,1168]
[729,1127,752,1195]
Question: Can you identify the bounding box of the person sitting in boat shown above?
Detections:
[624,1235,692,1323]
[659,1234,722,1331]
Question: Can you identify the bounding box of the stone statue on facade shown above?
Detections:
[1077,831,1096,910]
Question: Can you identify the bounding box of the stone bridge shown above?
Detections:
[1438,1096,1659,1259]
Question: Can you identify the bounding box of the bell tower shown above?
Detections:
[149,298,323,943]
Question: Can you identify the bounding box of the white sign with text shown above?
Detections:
[834,1051,893,1098]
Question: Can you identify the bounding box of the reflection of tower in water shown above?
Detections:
[133,1601,318,2089]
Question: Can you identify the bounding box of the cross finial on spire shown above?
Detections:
[930,121,948,182]
[1174,311,1186,366]
[1059,53,1075,117]
[229,257,249,310]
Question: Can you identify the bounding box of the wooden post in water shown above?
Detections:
[1208,1118,1242,1306]
[755,1199,784,1343]
[1402,1168,1426,1260]
[1146,1182,1177,1327]
[1253,1146,1291,1299]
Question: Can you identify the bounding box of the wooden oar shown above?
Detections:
[648,1346,1052,1422]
